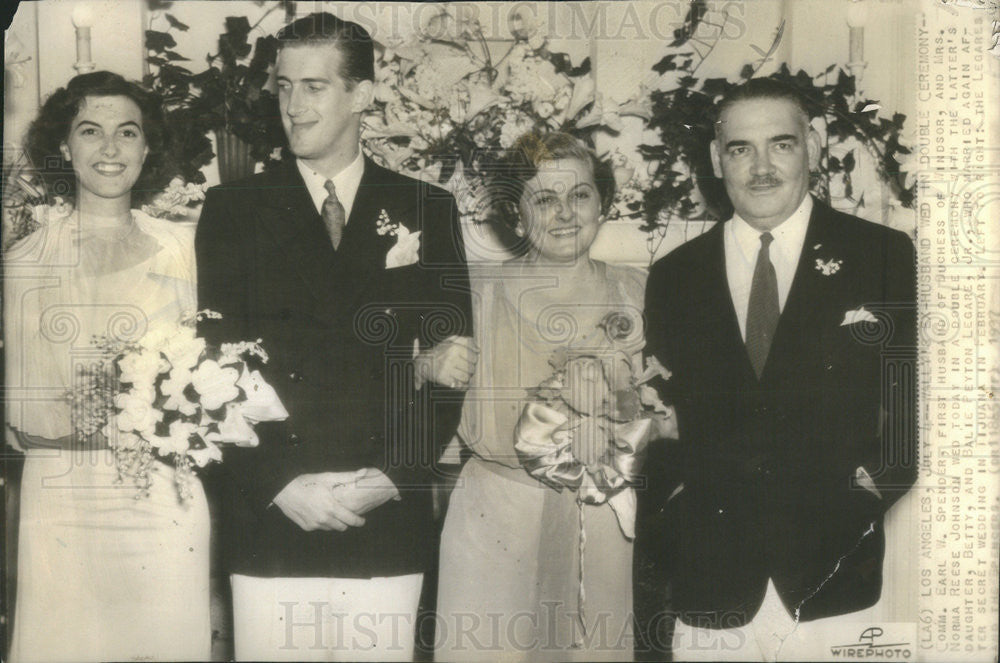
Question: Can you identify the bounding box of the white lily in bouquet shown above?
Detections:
[69,310,288,501]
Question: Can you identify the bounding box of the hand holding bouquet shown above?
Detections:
[514,343,672,539]
[69,310,288,500]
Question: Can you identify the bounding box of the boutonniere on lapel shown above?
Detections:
[812,244,843,276]
[376,208,421,269]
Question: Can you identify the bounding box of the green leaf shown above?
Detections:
[653,54,679,74]
[158,63,193,87]
[700,77,729,98]
[835,69,856,98]
[842,151,856,174]
[547,52,590,77]
[225,16,252,38]
[670,0,708,47]
[146,30,177,53]
[250,35,278,70]
[165,13,189,31]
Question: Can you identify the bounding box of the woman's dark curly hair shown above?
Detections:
[25,71,172,207]
[484,131,615,255]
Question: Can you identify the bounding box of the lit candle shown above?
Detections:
[846,0,869,86]
[71,3,95,74]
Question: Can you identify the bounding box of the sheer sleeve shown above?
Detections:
[3,210,77,439]
[606,263,649,357]
[454,266,507,462]
[135,212,198,320]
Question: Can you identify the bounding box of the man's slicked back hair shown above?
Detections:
[714,77,812,136]
[276,12,375,87]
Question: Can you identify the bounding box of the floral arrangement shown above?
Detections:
[362,5,642,223]
[69,311,288,500]
[2,150,48,249]
[514,312,672,539]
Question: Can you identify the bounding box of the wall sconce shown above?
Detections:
[846,0,869,87]
[71,3,96,74]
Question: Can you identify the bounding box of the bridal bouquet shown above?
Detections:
[514,313,672,539]
[69,310,288,501]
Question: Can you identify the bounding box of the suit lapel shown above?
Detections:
[258,158,404,325]
[258,160,338,296]
[702,222,759,384]
[313,158,403,322]
[336,157,396,276]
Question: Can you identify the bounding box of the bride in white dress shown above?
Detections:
[4,71,211,662]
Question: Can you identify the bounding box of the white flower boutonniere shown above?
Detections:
[376,208,398,236]
[378,208,422,269]
[815,257,843,276]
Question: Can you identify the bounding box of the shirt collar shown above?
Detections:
[729,194,813,262]
[296,151,365,218]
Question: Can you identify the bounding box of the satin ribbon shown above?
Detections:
[514,401,653,640]
[514,401,652,539]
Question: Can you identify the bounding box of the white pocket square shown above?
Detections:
[667,483,685,502]
[385,227,421,269]
[840,307,878,326]
[855,466,882,499]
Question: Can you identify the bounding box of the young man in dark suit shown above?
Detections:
[639,78,917,660]
[196,13,474,661]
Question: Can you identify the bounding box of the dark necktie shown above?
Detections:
[745,232,779,378]
[322,179,346,250]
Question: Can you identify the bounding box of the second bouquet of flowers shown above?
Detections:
[513,322,673,540]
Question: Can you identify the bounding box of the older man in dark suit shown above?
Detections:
[196,13,474,661]
[638,78,917,660]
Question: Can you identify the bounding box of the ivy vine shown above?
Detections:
[640,62,916,231]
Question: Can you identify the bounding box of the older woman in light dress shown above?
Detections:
[435,131,674,662]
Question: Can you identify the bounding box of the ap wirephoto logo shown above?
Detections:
[829,625,915,659]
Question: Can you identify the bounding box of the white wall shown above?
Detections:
[35,0,145,99]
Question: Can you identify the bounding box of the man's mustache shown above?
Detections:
[747,176,782,187]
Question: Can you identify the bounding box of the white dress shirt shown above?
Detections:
[296,151,365,220]
[724,195,813,340]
